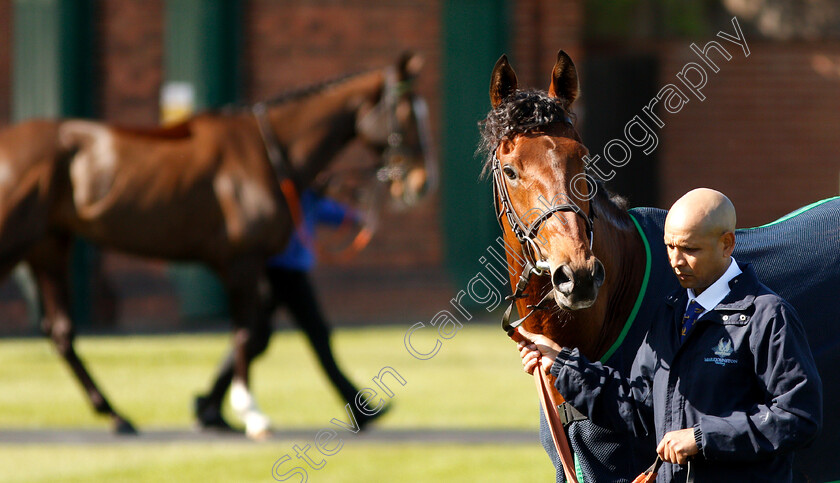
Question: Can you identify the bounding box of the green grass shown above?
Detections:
[0,324,539,429]
[0,443,553,482]
[0,324,554,482]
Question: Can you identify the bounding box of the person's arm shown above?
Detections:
[311,194,358,227]
[694,302,823,462]
[518,327,656,438]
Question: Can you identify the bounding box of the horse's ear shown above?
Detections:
[397,51,425,81]
[548,50,579,106]
[490,55,518,108]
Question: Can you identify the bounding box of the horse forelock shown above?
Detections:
[477,89,575,177]
[477,89,632,230]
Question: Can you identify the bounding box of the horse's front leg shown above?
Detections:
[225,262,273,440]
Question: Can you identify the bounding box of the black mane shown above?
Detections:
[261,68,374,106]
[221,68,377,114]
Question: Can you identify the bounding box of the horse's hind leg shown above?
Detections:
[194,304,271,432]
[196,259,273,439]
[27,234,136,434]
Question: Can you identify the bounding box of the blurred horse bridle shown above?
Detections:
[252,66,436,259]
[366,66,438,201]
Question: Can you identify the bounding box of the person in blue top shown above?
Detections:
[267,189,349,272]
[264,189,375,419]
[196,189,385,431]
[518,188,822,482]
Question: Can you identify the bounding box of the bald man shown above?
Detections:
[519,189,822,482]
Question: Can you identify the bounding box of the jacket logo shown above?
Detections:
[705,338,738,366]
[713,338,733,357]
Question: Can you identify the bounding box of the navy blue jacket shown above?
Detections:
[551,264,823,482]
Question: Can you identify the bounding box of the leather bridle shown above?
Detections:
[491,142,596,334]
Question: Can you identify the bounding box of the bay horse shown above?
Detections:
[482,51,840,482]
[0,53,432,438]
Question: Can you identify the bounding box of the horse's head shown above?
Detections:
[483,51,604,311]
[356,52,437,209]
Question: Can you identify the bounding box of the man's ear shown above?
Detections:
[721,232,736,257]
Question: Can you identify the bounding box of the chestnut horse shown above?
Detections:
[0,53,432,438]
[483,51,840,481]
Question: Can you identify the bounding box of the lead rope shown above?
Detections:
[632,456,662,483]
[508,327,579,483]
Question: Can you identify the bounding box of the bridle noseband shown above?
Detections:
[491,131,596,333]
[491,154,595,271]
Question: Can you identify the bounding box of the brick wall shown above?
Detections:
[91,1,451,328]
[242,0,450,324]
[657,41,840,227]
[97,0,164,125]
[512,0,584,89]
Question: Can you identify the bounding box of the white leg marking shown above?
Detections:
[231,378,271,438]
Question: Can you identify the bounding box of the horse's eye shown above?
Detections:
[502,165,517,180]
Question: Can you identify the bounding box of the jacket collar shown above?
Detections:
[687,257,741,313]
[665,263,760,323]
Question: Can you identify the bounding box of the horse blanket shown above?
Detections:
[542,197,840,483]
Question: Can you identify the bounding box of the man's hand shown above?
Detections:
[516,327,563,376]
[657,428,699,465]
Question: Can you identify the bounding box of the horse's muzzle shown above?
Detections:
[551,259,605,310]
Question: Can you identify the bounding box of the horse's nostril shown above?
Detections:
[552,264,575,293]
[593,259,605,286]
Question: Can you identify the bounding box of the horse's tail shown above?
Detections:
[0,119,67,280]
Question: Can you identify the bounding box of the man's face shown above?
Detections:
[663,224,731,293]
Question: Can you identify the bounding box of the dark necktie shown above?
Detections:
[681,299,703,343]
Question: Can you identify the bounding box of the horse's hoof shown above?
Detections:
[194,395,239,432]
[194,394,214,418]
[244,414,272,441]
[196,417,240,433]
[357,402,392,431]
[113,416,138,435]
[196,417,241,433]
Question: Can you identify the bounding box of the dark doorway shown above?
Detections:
[581,53,660,208]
